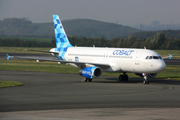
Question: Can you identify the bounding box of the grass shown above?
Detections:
[0,60,179,80]
[0,36,52,42]
[154,50,180,59]
[156,65,180,80]
[0,81,24,88]
[0,60,79,73]
[0,47,51,54]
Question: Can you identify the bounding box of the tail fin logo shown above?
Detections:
[53,15,73,60]
[53,15,73,48]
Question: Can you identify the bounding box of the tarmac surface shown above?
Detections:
[1,71,180,120]
[1,52,180,119]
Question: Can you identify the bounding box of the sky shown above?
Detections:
[0,0,180,26]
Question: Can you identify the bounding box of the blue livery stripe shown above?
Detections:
[53,15,73,60]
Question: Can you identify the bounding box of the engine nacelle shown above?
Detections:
[148,73,157,78]
[135,73,157,78]
[79,67,102,79]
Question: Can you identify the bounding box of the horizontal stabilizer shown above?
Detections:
[25,49,59,54]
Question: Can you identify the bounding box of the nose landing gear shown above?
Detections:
[143,73,149,84]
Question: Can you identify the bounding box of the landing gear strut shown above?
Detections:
[143,73,149,84]
[83,78,92,82]
[119,73,128,81]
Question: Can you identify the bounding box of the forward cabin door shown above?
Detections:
[135,52,142,65]
[103,54,109,61]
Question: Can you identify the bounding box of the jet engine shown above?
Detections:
[79,67,102,79]
[147,73,157,78]
[135,73,157,78]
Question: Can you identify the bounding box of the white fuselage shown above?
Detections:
[60,47,166,74]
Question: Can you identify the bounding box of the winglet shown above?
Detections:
[169,54,172,59]
[6,54,10,60]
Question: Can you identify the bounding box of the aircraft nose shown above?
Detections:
[158,60,166,72]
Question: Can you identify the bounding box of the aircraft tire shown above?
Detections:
[147,80,149,84]
[119,75,124,81]
[143,80,149,84]
[88,79,92,82]
[124,75,128,81]
[143,80,146,84]
[83,78,88,82]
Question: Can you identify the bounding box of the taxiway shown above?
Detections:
[1,71,180,120]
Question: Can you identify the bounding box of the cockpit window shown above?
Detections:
[159,56,162,59]
[145,56,161,60]
[153,56,159,59]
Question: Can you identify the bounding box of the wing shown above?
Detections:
[162,54,173,59]
[6,54,110,69]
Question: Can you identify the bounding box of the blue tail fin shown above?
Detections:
[53,15,73,60]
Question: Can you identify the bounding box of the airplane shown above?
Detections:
[6,15,172,84]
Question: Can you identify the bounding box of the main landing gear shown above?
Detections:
[143,73,149,84]
[83,78,92,82]
[119,73,128,81]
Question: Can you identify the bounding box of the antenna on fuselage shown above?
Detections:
[144,46,146,49]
